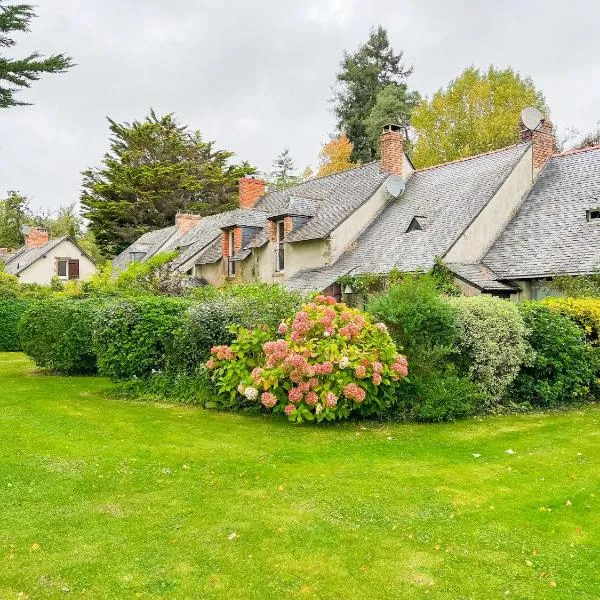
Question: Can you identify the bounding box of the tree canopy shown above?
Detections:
[81,110,255,258]
[269,149,300,190]
[411,66,548,168]
[0,2,73,108]
[316,135,355,177]
[332,26,416,163]
[0,190,28,247]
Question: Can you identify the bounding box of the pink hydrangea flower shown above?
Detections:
[261,392,277,408]
[284,404,296,416]
[372,372,382,386]
[325,392,338,408]
[288,387,304,403]
[391,355,408,378]
[210,345,235,360]
[305,391,318,406]
[308,378,318,389]
[278,322,288,334]
[206,358,215,369]
[372,362,383,374]
[343,383,366,403]
[354,365,367,379]
[376,322,387,332]
[251,367,263,382]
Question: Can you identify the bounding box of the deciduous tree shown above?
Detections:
[411,66,548,168]
[81,110,255,258]
[0,2,73,108]
[317,135,355,177]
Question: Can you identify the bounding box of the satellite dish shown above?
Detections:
[386,175,405,198]
[521,107,544,131]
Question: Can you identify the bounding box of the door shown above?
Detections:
[68,259,80,280]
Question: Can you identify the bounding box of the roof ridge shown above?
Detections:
[414,143,526,173]
[552,144,600,159]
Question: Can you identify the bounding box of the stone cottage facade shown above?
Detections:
[113,112,600,300]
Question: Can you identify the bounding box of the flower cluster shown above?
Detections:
[206,295,408,423]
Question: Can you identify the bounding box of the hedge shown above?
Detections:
[544,297,600,344]
[0,299,38,351]
[94,297,191,380]
[511,303,597,407]
[19,298,106,374]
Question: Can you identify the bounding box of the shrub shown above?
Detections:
[0,299,37,351]
[0,271,20,299]
[367,274,458,364]
[367,274,477,422]
[94,297,190,380]
[511,303,597,408]
[399,370,484,422]
[206,295,408,423]
[544,297,600,344]
[169,285,304,374]
[448,296,530,408]
[19,299,105,374]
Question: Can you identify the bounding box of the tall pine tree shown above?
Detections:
[0,2,73,108]
[332,26,415,163]
[81,110,255,258]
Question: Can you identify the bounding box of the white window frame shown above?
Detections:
[275,219,285,272]
[56,258,69,280]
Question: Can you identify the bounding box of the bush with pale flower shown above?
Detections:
[206,295,407,422]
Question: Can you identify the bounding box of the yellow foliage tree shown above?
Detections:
[317,135,356,177]
[411,66,548,168]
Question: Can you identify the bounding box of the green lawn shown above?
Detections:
[1,353,599,599]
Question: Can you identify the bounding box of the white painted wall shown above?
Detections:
[284,239,330,279]
[17,239,96,284]
[194,262,223,286]
[445,146,533,264]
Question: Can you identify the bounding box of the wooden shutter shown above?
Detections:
[68,259,80,280]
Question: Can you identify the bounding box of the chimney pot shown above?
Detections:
[380,124,404,176]
[239,176,266,208]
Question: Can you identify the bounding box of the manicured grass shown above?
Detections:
[1,353,599,599]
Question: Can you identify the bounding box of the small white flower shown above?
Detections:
[323,331,331,337]
[244,386,259,401]
[339,356,350,369]
[315,403,323,415]
[472,453,481,458]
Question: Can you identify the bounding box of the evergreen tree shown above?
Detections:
[269,149,300,190]
[365,84,421,154]
[81,110,255,258]
[0,190,28,247]
[0,2,73,108]
[332,26,415,163]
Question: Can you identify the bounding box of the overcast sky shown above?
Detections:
[1,0,599,212]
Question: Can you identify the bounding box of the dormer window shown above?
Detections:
[406,216,427,232]
[586,209,600,222]
[130,251,145,262]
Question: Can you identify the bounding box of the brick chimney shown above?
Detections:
[239,176,266,208]
[520,114,555,171]
[175,212,201,233]
[24,227,49,249]
[380,124,404,176]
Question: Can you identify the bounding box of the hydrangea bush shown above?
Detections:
[206,295,408,422]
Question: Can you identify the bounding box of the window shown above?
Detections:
[587,209,600,222]
[57,259,67,278]
[227,229,236,277]
[276,220,285,272]
[57,258,79,280]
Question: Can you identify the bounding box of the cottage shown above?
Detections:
[0,227,96,285]
[114,109,600,300]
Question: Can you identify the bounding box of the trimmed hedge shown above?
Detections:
[94,298,190,380]
[512,303,597,407]
[19,299,105,374]
[0,299,38,351]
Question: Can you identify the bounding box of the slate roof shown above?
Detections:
[254,162,389,242]
[112,226,181,270]
[484,146,600,278]
[217,208,268,229]
[447,262,517,291]
[3,236,77,275]
[267,196,318,219]
[286,143,530,292]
